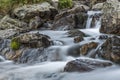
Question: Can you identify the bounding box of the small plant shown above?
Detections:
[10,38,20,50]
[58,0,73,9]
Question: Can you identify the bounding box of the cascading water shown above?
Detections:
[86,11,102,29]
[0,55,5,62]
[0,10,120,80]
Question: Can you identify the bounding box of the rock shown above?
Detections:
[0,33,53,63]
[98,34,108,40]
[0,15,3,21]
[0,3,58,32]
[0,29,17,39]
[13,32,52,48]
[1,44,66,63]
[73,1,90,10]
[13,2,58,21]
[74,36,84,43]
[51,0,59,9]
[80,42,98,55]
[73,0,106,8]
[100,0,120,35]
[97,36,120,64]
[67,29,85,37]
[0,15,28,31]
[0,39,10,56]
[64,58,112,72]
[92,3,103,10]
[52,6,88,30]
[8,48,45,63]
[29,16,43,30]
[40,21,53,30]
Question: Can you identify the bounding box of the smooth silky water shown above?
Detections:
[0,11,120,80]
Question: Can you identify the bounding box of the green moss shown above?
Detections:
[58,0,73,9]
[10,38,20,50]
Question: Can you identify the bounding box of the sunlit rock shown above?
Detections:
[80,42,98,56]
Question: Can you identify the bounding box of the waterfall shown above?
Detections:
[0,56,5,62]
[86,11,102,29]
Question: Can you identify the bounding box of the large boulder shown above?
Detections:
[12,32,52,48]
[64,58,112,72]
[52,5,88,30]
[0,2,58,32]
[0,33,53,63]
[97,36,120,64]
[0,15,28,31]
[13,2,58,21]
[100,0,120,35]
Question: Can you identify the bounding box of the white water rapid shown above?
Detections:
[0,11,120,80]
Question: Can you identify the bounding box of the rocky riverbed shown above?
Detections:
[0,0,120,80]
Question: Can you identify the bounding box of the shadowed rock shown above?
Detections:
[64,58,112,72]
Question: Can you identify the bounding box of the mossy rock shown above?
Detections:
[58,0,73,9]
[10,38,20,50]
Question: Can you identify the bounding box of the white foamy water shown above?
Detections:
[0,55,5,61]
[86,11,102,29]
[0,10,119,80]
[0,61,120,80]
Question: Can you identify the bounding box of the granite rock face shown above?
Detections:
[100,0,120,35]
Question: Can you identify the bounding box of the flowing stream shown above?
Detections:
[0,11,120,80]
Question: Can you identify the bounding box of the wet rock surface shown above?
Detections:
[64,58,112,72]
[0,32,53,63]
[74,36,84,43]
[98,36,120,64]
[67,29,85,37]
[52,6,88,30]
[80,42,98,56]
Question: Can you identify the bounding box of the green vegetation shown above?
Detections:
[10,38,21,50]
[58,0,73,9]
[0,0,50,14]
